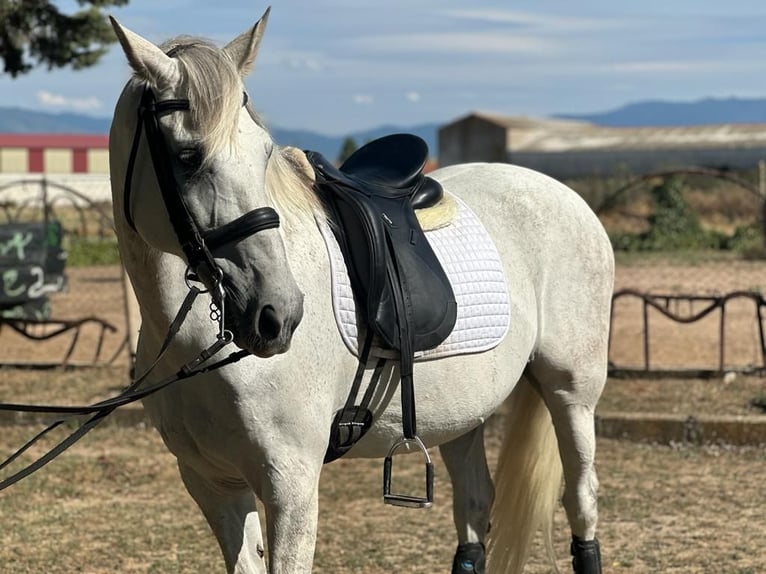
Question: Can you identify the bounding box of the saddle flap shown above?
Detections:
[329,187,389,322]
[374,195,457,350]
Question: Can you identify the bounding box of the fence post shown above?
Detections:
[760,160,766,248]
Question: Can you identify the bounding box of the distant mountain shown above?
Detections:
[556,97,766,127]
[5,96,766,159]
[0,107,111,133]
[0,106,440,160]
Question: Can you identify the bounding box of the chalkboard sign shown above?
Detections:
[0,222,66,320]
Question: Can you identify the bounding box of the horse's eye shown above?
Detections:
[178,147,202,167]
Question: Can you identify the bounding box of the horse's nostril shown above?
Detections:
[258,305,282,340]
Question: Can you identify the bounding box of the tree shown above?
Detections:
[337,136,358,164]
[0,0,129,78]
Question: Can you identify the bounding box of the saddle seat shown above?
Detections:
[315,133,444,209]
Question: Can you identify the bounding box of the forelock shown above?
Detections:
[159,36,243,162]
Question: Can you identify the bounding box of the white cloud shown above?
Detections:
[352,93,374,105]
[406,91,421,103]
[37,91,102,112]
[353,32,554,55]
[283,56,322,72]
[445,9,622,32]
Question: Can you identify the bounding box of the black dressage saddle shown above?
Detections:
[308,134,456,352]
[307,134,457,506]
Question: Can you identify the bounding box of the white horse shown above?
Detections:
[109,9,614,574]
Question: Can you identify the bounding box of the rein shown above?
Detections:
[0,285,248,491]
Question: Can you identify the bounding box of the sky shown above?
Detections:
[3,0,766,135]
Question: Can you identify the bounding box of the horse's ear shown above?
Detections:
[109,16,180,87]
[223,6,270,76]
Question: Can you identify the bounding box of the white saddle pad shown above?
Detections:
[318,194,510,361]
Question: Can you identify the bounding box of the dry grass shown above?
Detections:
[0,365,129,406]
[600,374,766,417]
[592,178,762,237]
[1,421,765,573]
[0,368,764,573]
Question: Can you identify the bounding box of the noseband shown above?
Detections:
[123,85,281,304]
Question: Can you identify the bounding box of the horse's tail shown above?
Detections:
[487,376,562,574]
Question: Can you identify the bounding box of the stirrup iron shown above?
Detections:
[383,435,434,508]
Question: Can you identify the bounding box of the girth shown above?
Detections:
[308,134,457,476]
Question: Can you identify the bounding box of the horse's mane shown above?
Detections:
[155,36,323,229]
[265,146,325,230]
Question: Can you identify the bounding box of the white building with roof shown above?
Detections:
[438,111,766,179]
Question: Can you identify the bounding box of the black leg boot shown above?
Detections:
[451,542,486,574]
[570,535,602,574]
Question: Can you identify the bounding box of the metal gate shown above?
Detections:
[0,178,133,368]
[598,167,766,377]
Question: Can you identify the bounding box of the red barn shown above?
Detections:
[0,134,109,174]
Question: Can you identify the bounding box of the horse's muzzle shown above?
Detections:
[229,292,304,358]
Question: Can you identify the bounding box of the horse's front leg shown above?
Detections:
[178,462,267,574]
[257,451,323,573]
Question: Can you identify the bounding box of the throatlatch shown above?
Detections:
[308,134,457,508]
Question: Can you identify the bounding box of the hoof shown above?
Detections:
[451,542,485,574]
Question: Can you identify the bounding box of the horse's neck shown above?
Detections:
[262,147,331,319]
[284,217,332,311]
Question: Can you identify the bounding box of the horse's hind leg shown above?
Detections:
[439,425,494,574]
[178,462,266,574]
[530,362,604,574]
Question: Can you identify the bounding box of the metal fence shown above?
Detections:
[589,167,766,376]
[0,178,133,369]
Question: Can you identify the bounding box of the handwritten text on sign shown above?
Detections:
[0,222,66,318]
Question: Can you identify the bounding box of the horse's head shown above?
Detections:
[110,9,305,358]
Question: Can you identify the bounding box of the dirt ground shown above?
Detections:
[1,261,766,572]
[4,257,766,374]
[611,258,766,372]
[0,419,764,573]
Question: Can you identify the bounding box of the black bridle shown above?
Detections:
[0,81,282,490]
[123,86,281,304]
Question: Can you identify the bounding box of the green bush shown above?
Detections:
[609,177,765,257]
[726,223,763,252]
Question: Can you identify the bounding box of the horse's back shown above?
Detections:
[431,161,614,368]
[329,161,614,452]
[432,161,613,286]
[432,162,610,256]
